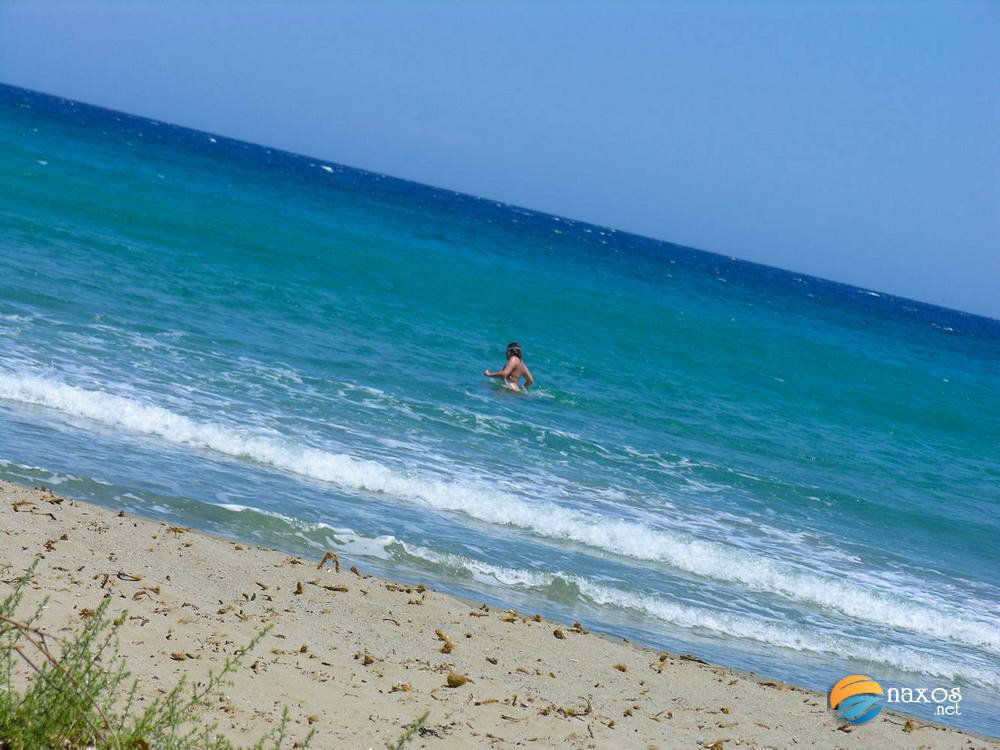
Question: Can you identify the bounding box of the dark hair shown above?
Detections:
[506,342,522,359]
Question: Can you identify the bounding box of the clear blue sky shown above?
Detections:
[2,1,997,317]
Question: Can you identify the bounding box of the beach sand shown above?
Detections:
[1,480,994,749]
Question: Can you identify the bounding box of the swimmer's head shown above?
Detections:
[506,342,522,360]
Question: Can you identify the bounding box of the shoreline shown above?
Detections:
[1,479,994,749]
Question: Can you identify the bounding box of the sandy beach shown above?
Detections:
[0,479,994,749]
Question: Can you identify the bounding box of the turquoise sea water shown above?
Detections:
[1,84,998,735]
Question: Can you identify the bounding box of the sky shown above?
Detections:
[1,1,997,317]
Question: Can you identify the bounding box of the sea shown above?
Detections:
[1,83,997,736]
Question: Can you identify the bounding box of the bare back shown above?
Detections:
[484,346,534,391]
[503,356,533,390]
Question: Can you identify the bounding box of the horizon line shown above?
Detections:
[2,79,995,325]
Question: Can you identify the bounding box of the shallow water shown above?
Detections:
[1,84,998,735]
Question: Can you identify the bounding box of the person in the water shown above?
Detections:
[484,342,534,392]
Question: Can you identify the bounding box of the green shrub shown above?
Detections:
[0,560,313,750]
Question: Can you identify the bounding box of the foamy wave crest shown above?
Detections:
[2,372,998,655]
[397,548,1000,688]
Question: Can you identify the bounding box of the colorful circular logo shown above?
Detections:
[829,674,884,724]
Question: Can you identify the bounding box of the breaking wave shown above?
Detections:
[2,371,997,655]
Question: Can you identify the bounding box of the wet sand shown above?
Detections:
[1,480,994,749]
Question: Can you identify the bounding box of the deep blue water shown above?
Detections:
[1,84,997,735]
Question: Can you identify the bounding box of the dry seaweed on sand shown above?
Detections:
[317,551,339,572]
[445,671,467,688]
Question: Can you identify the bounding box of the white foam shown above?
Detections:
[2,371,998,654]
[401,549,1000,688]
[216,503,253,513]
[226,517,912,673]
[215,504,397,558]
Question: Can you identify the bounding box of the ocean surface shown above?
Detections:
[1,84,998,735]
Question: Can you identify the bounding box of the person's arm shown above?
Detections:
[484,357,517,378]
[522,365,534,389]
